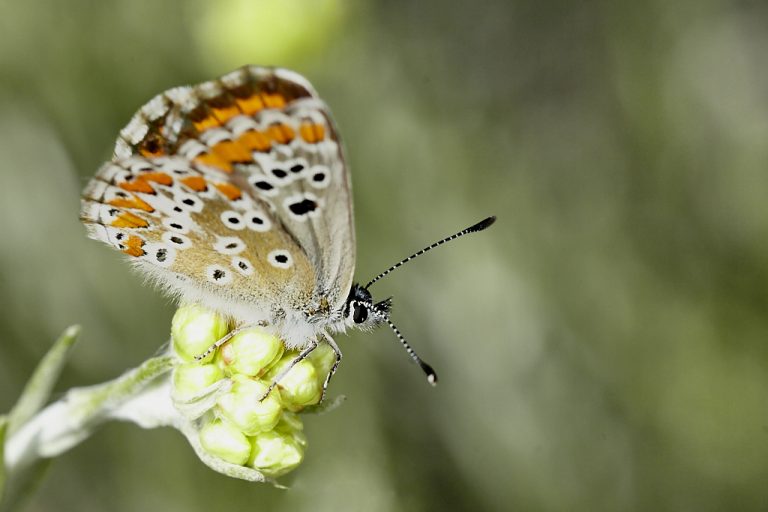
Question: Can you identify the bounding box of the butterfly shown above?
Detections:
[80,65,495,398]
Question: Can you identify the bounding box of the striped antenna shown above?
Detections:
[364,216,496,290]
[372,308,438,385]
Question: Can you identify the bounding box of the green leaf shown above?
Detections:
[7,326,80,436]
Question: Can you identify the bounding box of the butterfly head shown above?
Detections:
[342,283,391,330]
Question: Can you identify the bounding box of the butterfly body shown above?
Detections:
[81,66,356,349]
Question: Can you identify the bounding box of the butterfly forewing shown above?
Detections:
[80,66,355,323]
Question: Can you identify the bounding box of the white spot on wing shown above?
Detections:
[200,128,232,146]
[205,264,233,285]
[163,217,191,233]
[244,209,271,232]
[179,140,208,160]
[267,249,293,269]
[83,223,109,244]
[227,115,259,136]
[174,192,204,213]
[120,115,149,145]
[307,164,331,189]
[157,157,194,175]
[143,243,176,268]
[220,210,245,230]
[273,68,317,95]
[162,232,193,249]
[213,236,246,255]
[197,80,223,99]
[248,175,278,197]
[82,180,108,200]
[140,94,169,121]
[221,68,248,88]
[114,138,131,159]
[95,163,123,182]
[164,86,197,111]
[231,256,255,276]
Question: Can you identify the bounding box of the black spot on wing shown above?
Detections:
[288,199,317,216]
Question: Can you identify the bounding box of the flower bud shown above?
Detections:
[307,342,335,388]
[248,429,305,477]
[171,304,229,362]
[199,418,251,466]
[216,375,282,435]
[275,411,307,448]
[219,328,284,377]
[172,363,225,401]
[266,353,322,411]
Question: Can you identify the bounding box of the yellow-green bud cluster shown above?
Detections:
[170,304,333,477]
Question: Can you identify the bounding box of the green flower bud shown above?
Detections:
[199,418,251,466]
[274,411,307,448]
[216,375,282,435]
[172,363,225,401]
[307,342,335,388]
[266,353,322,411]
[171,304,230,362]
[220,328,284,377]
[248,430,305,477]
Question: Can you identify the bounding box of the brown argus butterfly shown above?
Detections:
[80,66,495,399]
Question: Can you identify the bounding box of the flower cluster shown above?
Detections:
[170,305,335,477]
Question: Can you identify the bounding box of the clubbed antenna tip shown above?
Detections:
[420,361,438,386]
[471,216,496,232]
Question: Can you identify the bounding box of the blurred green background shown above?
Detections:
[1,0,768,510]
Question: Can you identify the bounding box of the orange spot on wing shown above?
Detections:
[215,182,242,201]
[195,151,233,173]
[112,212,149,229]
[262,93,286,108]
[193,115,220,132]
[235,94,265,115]
[238,130,272,152]
[299,122,326,143]
[234,92,287,115]
[123,235,146,257]
[266,123,295,144]
[108,195,155,212]
[141,172,173,186]
[119,179,156,194]
[139,146,165,157]
[211,140,252,163]
[211,105,240,124]
[181,176,208,192]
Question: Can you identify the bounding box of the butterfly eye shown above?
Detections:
[352,303,368,324]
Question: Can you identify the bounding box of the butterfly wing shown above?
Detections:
[80,66,355,322]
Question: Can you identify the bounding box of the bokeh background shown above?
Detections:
[2,0,768,510]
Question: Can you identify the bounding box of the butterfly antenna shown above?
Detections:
[364,216,496,289]
[372,309,438,385]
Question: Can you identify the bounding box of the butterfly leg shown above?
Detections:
[258,339,319,402]
[193,321,267,361]
[319,333,342,402]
